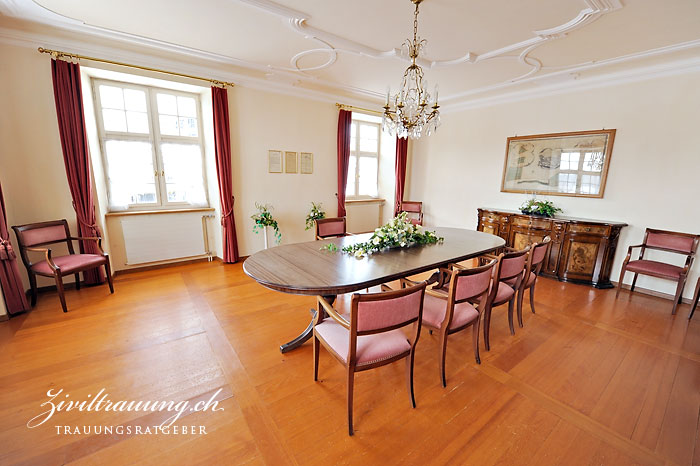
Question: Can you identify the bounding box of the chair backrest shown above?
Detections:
[12,220,74,267]
[351,281,427,335]
[643,228,699,255]
[497,247,530,282]
[529,236,552,274]
[400,201,423,226]
[450,259,497,304]
[315,217,347,239]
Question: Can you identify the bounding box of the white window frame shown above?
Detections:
[91,78,209,211]
[347,118,381,199]
[558,151,604,195]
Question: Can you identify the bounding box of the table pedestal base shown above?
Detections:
[279,295,335,353]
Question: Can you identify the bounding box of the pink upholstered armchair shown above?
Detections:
[12,219,114,313]
[616,228,699,315]
[313,281,427,435]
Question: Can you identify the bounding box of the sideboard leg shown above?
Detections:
[280,295,335,353]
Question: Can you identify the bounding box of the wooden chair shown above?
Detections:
[313,281,427,435]
[690,276,699,320]
[616,228,699,314]
[479,247,530,350]
[399,201,423,225]
[509,237,552,325]
[12,219,114,313]
[314,217,350,240]
[403,258,497,387]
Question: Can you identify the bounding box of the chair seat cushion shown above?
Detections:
[421,293,479,330]
[31,254,105,275]
[626,260,684,279]
[314,320,410,367]
[505,272,536,288]
[492,282,515,305]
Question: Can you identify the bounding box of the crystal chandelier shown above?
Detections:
[382,0,440,140]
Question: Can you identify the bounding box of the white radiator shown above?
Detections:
[121,213,213,265]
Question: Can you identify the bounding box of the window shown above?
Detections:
[557,151,603,194]
[92,79,208,211]
[346,117,380,198]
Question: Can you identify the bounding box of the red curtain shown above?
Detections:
[0,182,29,315]
[394,137,408,216]
[336,109,352,217]
[51,59,104,285]
[212,86,240,263]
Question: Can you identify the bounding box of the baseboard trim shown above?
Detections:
[114,257,219,276]
[0,313,9,322]
[613,281,693,305]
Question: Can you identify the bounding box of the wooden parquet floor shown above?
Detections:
[0,261,698,465]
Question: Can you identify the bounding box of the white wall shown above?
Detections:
[408,71,700,299]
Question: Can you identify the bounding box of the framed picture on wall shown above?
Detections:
[300,152,313,174]
[268,150,282,173]
[501,129,616,198]
[284,151,298,173]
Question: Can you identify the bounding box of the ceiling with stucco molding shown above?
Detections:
[1,0,699,108]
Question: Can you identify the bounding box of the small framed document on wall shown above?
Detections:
[285,151,298,173]
[300,152,313,174]
[268,150,282,173]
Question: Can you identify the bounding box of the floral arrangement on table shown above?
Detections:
[305,202,326,230]
[326,212,443,258]
[520,196,562,218]
[251,202,282,244]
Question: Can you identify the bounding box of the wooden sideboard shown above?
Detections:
[476,208,627,288]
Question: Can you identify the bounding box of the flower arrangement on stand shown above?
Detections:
[305,202,326,230]
[329,212,443,258]
[251,202,281,248]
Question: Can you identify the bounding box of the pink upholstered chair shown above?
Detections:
[313,281,427,435]
[478,247,530,350]
[399,201,423,226]
[510,237,551,324]
[12,219,114,313]
[616,228,699,314]
[314,217,350,240]
[403,258,497,387]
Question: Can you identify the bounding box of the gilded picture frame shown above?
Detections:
[300,152,313,174]
[284,151,298,174]
[500,129,616,198]
[268,150,282,173]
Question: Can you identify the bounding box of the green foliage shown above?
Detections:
[320,243,339,252]
[305,202,326,230]
[251,202,281,244]
[520,197,562,218]
[341,212,444,258]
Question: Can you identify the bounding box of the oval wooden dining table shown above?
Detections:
[243,227,505,352]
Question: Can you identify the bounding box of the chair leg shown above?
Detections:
[671,277,686,315]
[405,350,417,408]
[516,288,524,327]
[690,279,700,320]
[104,261,114,294]
[347,368,355,436]
[54,273,68,313]
[313,335,320,381]
[74,273,81,290]
[438,331,448,388]
[28,273,38,307]
[616,266,627,298]
[472,317,481,365]
[630,273,639,293]
[507,299,515,335]
[530,284,536,314]
[483,306,492,351]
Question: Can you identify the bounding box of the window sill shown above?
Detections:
[345,198,385,205]
[105,207,215,217]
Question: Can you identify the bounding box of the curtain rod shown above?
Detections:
[335,103,383,116]
[37,47,235,88]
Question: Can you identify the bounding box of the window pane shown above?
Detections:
[99,85,124,109]
[359,124,379,152]
[558,173,577,193]
[157,93,178,115]
[346,156,356,196]
[358,156,378,196]
[102,109,127,132]
[350,123,357,150]
[104,140,156,205]
[178,117,198,137]
[126,111,149,133]
[583,152,603,172]
[177,96,197,117]
[123,89,147,112]
[159,115,179,136]
[161,144,206,204]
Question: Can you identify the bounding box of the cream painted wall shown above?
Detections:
[407,71,700,300]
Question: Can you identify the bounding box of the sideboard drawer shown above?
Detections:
[512,216,551,229]
[568,224,609,235]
